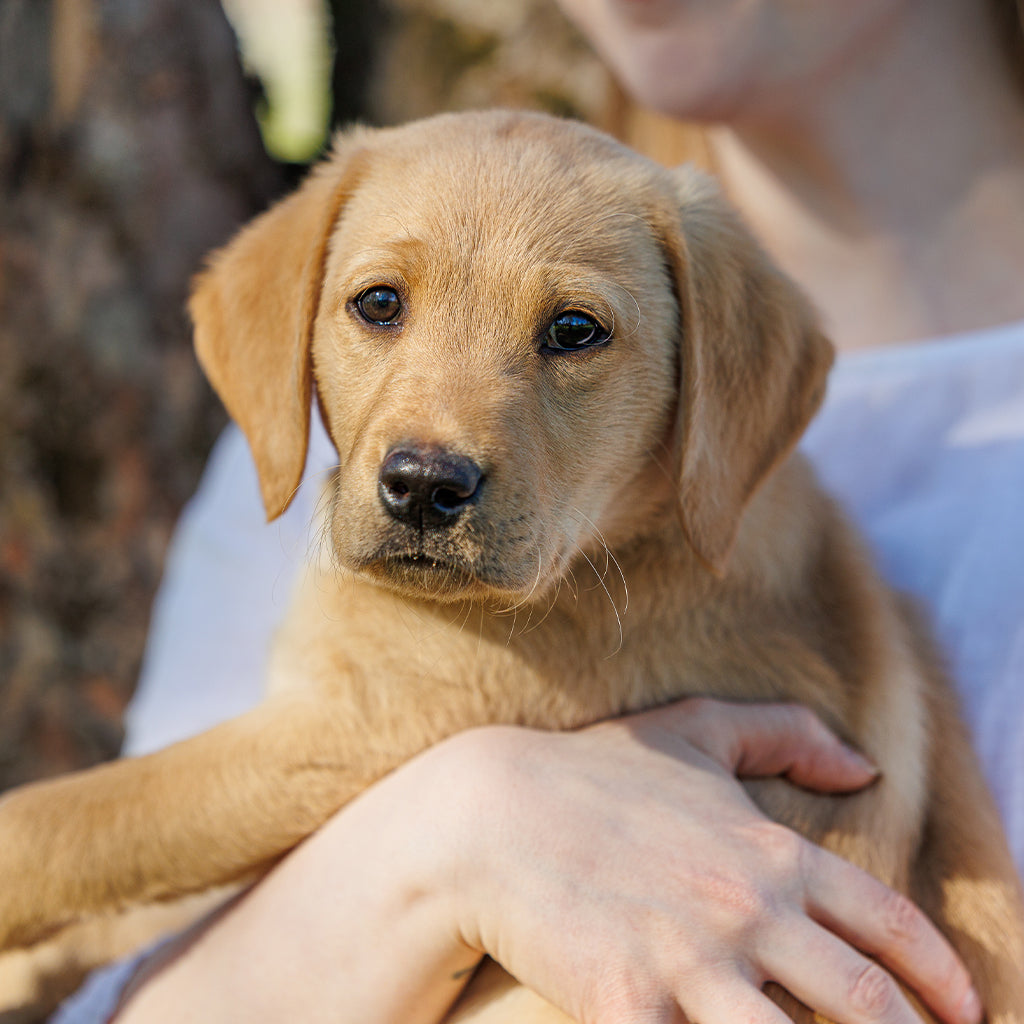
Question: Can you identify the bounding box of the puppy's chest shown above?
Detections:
[269,567,713,741]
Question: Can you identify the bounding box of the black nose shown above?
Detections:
[378,446,483,529]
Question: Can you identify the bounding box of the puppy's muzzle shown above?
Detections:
[378,445,483,530]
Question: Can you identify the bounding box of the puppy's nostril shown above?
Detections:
[433,485,468,512]
[378,447,483,528]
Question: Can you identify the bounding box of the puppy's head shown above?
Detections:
[191,111,831,603]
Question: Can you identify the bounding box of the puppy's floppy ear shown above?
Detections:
[189,132,369,520]
[656,168,834,574]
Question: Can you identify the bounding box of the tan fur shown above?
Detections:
[0,110,1021,1022]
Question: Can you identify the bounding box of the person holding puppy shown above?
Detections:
[58,1,1024,1022]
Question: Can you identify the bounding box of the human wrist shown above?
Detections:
[422,724,567,961]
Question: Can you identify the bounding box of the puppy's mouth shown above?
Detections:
[350,528,554,602]
[357,548,485,599]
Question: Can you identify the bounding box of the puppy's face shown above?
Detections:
[311,125,679,601]
[191,111,832,605]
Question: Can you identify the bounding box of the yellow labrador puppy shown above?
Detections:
[0,110,1021,1023]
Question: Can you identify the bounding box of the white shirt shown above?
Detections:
[124,321,1024,874]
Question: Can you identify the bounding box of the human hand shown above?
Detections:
[443,699,981,1024]
[112,698,980,1024]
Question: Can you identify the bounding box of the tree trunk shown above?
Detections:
[0,0,284,789]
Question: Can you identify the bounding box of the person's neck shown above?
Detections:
[706,6,1024,353]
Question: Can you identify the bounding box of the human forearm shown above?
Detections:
[114,739,482,1024]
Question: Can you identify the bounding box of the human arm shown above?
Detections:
[110,699,981,1024]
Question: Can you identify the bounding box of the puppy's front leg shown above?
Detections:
[0,693,394,951]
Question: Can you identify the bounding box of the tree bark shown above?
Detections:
[0,0,284,789]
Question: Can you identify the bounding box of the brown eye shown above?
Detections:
[355,286,402,325]
[543,311,609,353]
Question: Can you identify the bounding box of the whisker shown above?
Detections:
[504,601,519,647]
[475,601,486,663]
[521,553,563,635]
[518,548,547,609]
[576,546,624,658]
[649,436,679,488]
[489,545,547,625]
[567,506,630,615]
[447,598,474,638]
[562,562,580,604]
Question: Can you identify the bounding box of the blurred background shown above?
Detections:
[0,0,706,792]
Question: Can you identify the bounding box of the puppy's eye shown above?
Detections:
[543,311,609,353]
[355,286,402,325]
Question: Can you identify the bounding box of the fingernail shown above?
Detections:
[957,986,983,1024]
[845,747,881,777]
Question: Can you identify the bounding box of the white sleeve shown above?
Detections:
[49,952,149,1024]
[122,415,336,756]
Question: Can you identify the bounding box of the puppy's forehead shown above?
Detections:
[336,113,663,267]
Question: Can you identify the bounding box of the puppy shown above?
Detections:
[0,110,1021,1023]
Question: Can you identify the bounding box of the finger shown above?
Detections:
[761,920,929,1024]
[675,699,879,792]
[678,974,800,1024]
[802,848,981,1024]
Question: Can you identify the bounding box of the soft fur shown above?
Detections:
[0,110,1022,1022]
